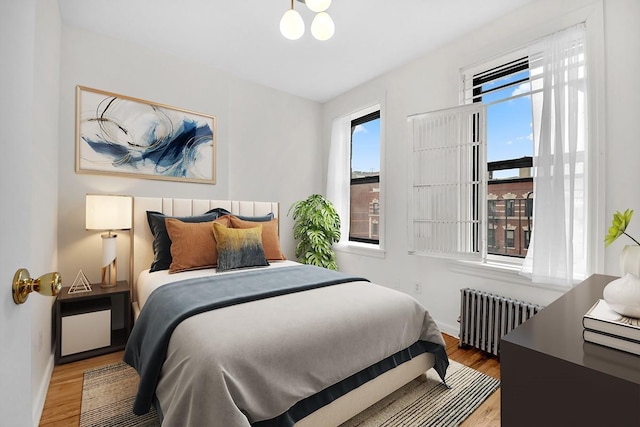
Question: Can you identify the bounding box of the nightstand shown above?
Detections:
[54,280,131,364]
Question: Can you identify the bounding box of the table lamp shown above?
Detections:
[85,194,132,287]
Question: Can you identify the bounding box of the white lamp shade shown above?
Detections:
[311,12,335,41]
[86,194,132,230]
[280,9,305,40]
[305,0,331,13]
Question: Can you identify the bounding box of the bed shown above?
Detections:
[124,197,449,426]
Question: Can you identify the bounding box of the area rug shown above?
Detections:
[80,360,499,427]
[339,360,500,427]
[80,362,159,427]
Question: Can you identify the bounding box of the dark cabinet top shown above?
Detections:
[501,274,640,385]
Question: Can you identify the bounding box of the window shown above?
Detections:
[412,24,592,284]
[488,228,496,248]
[506,230,515,248]
[371,200,380,215]
[349,110,381,245]
[488,200,497,218]
[471,56,533,259]
[505,199,515,217]
[327,104,384,254]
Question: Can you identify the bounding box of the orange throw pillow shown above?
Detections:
[165,216,230,273]
[228,216,286,261]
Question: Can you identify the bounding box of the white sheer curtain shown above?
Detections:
[520,23,588,286]
[326,115,351,243]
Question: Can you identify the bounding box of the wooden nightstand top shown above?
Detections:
[57,280,129,302]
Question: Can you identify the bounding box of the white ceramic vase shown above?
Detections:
[603,273,640,318]
[619,244,640,276]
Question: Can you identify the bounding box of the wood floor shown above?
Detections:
[39,333,500,426]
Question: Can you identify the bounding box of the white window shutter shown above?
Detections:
[408,104,486,258]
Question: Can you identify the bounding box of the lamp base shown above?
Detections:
[101,260,117,288]
[101,234,118,288]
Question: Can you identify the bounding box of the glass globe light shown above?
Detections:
[305,0,332,13]
[280,9,305,40]
[311,12,335,41]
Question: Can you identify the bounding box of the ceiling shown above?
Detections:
[58,0,535,103]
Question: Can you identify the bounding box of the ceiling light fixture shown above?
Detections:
[281,0,335,41]
[280,0,305,40]
[311,11,335,41]
[305,0,331,13]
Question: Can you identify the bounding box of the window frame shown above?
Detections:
[349,110,381,245]
[329,102,386,259]
[463,49,535,263]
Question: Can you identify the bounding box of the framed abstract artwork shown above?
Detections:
[76,85,216,184]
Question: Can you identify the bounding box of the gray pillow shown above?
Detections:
[146,210,220,272]
[205,207,274,222]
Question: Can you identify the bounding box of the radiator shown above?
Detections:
[459,288,543,356]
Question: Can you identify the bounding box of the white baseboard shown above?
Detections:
[33,354,54,427]
[436,320,460,339]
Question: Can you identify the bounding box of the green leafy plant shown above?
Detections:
[288,194,341,270]
[605,209,640,247]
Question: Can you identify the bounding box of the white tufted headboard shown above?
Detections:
[130,197,279,302]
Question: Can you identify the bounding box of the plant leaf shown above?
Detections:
[289,194,341,269]
[605,209,636,247]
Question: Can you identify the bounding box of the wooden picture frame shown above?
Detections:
[75,85,216,184]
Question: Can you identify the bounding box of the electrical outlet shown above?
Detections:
[414,282,422,294]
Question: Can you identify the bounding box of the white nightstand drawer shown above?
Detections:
[61,309,111,356]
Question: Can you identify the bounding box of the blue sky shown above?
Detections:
[486,92,533,163]
[483,73,533,164]
[351,118,380,173]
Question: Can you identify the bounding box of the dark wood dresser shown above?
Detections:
[501,274,640,426]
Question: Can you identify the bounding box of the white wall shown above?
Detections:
[604,0,640,270]
[228,79,323,256]
[58,25,322,284]
[322,0,640,336]
[0,0,60,425]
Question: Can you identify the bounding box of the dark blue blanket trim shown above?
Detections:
[253,341,449,427]
[123,265,369,415]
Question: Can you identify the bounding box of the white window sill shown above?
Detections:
[334,242,386,259]
[449,259,567,291]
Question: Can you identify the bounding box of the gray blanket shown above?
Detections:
[126,264,448,426]
[124,264,369,415]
